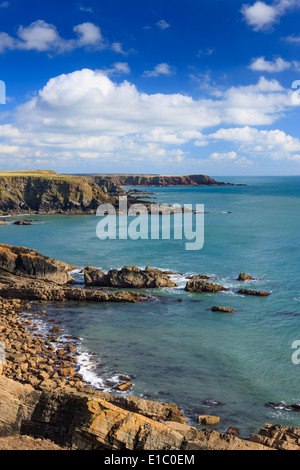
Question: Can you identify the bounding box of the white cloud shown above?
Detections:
[0,20,106,54]
[0,69,298,167]
[241,0,300,31]
[285,35,300,44]
[143,63,175,77]
[78,6,93,13]
[102,62,131,76]
[156,20,170,30]
[111,42,133,56]
[0,1,9,7]
[209,126,300,159]
[250,56,300,72]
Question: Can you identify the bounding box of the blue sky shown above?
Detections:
[0,0,300,175]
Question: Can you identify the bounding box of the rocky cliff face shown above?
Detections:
[0,376,272,450]
[0,174,115,214]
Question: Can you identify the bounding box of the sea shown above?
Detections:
[1,175,300,437]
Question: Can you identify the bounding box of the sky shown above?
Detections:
[0,0,300,175]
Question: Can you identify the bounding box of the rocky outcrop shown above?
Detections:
[0,273,149,303]
[250,424,300,451]
[83,266,177,289]
[237,273,255,281]
[185,280,228,293]
[0,243,74,285]
[238,289,270,297]
[0,376,271,450]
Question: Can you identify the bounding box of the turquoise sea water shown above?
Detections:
[1,176,300,436]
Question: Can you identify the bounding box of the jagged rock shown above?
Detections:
[185,280,228,293]
[237,273,255,281]
[211,306,237,313]
[198,415,220,425]
[84,266,177,289]
[251,424,300,450]
[238,289,270,297]
[0,243,74,285]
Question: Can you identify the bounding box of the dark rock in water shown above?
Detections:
[203,400,225,407]
[227,427,240,436]
[264,402,299,411]
[187,274,215,280]
[211,306,237,313]
[237,273,255,281]
[83,265,177,289]
[238,289,270,297]
[185,280,228,294]
[14,221,32,226]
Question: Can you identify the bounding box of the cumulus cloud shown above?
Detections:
[250,56,300,72]
[209,126,300,159]
[143,63,176,77]
[0,20,106,54]
[241,0,300,31]
[0,69,298,167]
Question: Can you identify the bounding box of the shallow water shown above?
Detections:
[1,176,300,436]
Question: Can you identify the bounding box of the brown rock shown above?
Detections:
[185,280,228,294]
[198,415,220,425]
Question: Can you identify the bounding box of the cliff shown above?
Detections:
[0,172,120,215]
[86,173,236,187]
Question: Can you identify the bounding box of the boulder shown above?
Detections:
[198,415,220,425]
[185,280,228,293]
[84,265,177,289]
[13,221,32,226]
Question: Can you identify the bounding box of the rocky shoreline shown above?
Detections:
[0,242,298,450]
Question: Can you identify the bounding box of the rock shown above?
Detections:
[211,306,237,313]
[13,221,32,226]
[187,274,215,280]
[185,280,228,294]
[250,424,300,450]
[0,272,150,303]
[198,415,220,425]
[227,427,240,436]
[0,376,273,450]
[114,382,133,392]
[237,273,255,281]
[238,289,270,297]
[0,243,75,285]
[84,265,177,289]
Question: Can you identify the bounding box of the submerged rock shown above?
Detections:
[185,280,228,293]
[238,289,270,297]
[13,221,32,226]
[211,306,237,313]
[187,274,215,280]
[84,265,177,289]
